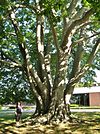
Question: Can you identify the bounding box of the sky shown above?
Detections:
[94,70,100,83]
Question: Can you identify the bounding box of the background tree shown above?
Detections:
[0,0,100,123]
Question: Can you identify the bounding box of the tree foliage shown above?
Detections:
[0,0,100,123]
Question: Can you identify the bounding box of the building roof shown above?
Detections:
[73,86,100,94]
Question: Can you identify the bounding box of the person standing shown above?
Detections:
[15,102,23,125]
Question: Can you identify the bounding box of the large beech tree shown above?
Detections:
[0,0,100,123]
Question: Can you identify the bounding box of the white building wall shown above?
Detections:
[73,86,100,94]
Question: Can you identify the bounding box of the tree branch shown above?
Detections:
[0,50,21,66]
[8,7,48,100]
[69,38,100,85]
[68,29,84,88]
[68,0,78,15]
[61,9,93,48]
[48,11,60,53]
[86,38,100,64]
[70,46,84,80]
[14,4,38,14]
[73,32,100,46]
[50,24,59,52]
[36,11,52,90]
[0,59,22,68]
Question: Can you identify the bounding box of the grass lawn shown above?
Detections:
[0,110,100,134]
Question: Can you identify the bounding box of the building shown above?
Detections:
[71,86,100,106]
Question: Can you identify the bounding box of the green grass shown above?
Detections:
[0,110,31,122]
[0,110,100,134]
[70,104,100,109]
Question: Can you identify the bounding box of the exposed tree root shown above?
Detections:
[25,112,80,126]
[22,111,85,128]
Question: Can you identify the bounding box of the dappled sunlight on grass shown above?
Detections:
[0,112,100,133]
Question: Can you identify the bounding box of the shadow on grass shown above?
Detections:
[70,112,100,134]
[0,112,32,134]
[0,112,100,134]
